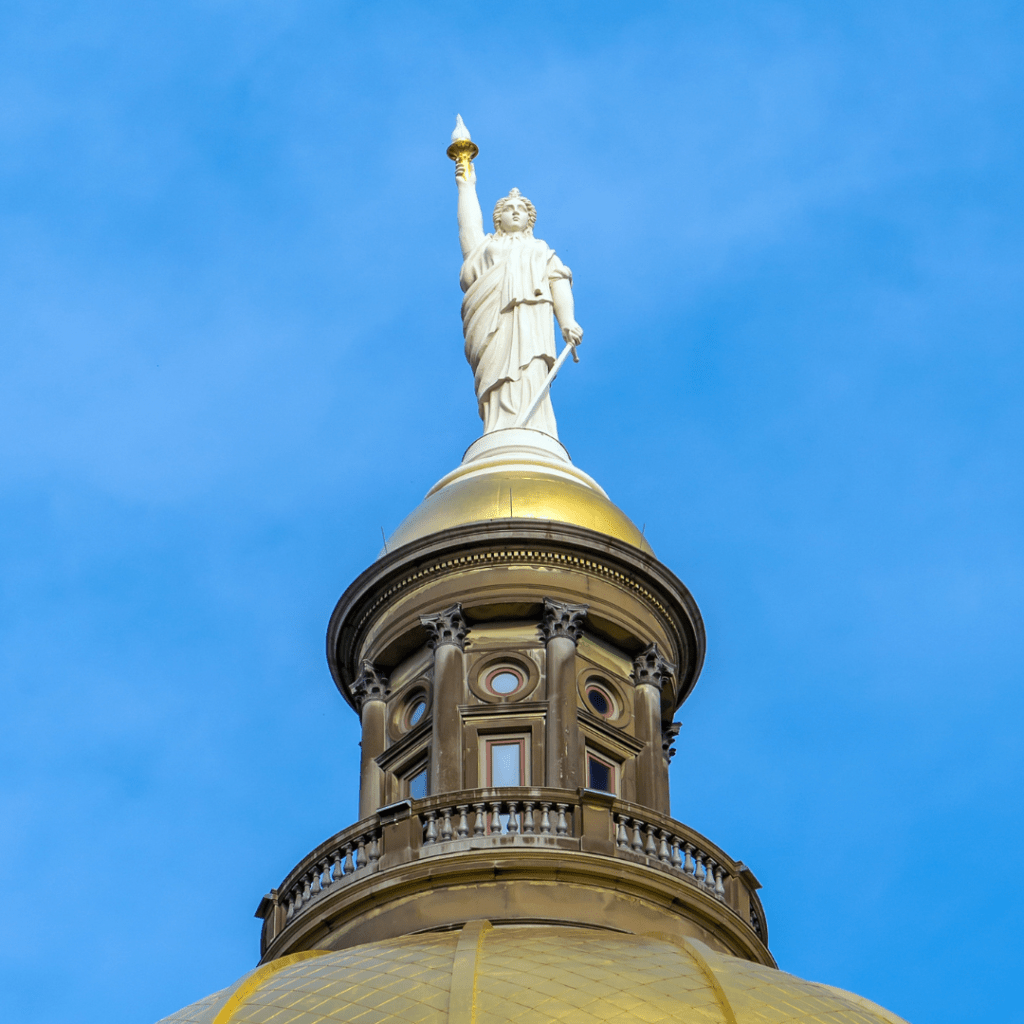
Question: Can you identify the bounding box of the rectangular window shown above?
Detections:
[485,737,526,787]
[407,767,428,800]
[587,751,616,794]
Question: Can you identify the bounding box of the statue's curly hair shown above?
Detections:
[493,187,537,234]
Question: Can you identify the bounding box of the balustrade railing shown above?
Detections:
[258,787,763,953]
[422,795,573,844]
[276,821,382,927]
[613,811,726,901]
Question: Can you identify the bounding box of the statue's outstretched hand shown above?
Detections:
[455,160,476,187]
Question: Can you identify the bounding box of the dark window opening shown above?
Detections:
[587,754,612,793]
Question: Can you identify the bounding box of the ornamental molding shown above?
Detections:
[662,721,681,763]
[632,643,676,692]
[351,548,671,638]
[539,598,589,645]
[352,661,390,711]
[419,603,468,650]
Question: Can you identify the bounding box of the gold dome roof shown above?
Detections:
[157,925,908,1024]
[385,429,653,556]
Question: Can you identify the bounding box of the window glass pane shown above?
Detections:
[586,686,611,716]
[489,670,521,694]
[408,700,426,726]
[490,742,522,786]
[588,756,611,793]
[408,768,428,800]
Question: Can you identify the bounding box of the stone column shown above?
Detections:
[540,598,588,790]
[420,603,468,796]
[353,660,390,819]
[632,643,675,813]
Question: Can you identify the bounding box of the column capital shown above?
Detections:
[352,660,390,712]
[420,603,467,651]
[662,721,681,763]
[632,643,676,691]
[539,598,589,646]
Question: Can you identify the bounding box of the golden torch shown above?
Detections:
[446,114,479,178]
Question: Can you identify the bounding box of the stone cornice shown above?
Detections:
[326,521,705,716]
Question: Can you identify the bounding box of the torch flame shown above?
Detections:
[451,114,472,143]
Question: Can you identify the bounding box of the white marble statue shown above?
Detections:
[454,134,583,439]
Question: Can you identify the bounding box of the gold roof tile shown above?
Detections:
[158,926,907,1024]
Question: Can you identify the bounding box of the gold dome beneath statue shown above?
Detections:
[158,924,907,1024]
[385,428,653,556]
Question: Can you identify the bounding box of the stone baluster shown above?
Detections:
[555,803,570,835]
[489,802,502,834]
[473,803,486,836]
[631,818,644,853]
[319,857,332,890]
[540,599,588,790]
[343,843,354,876]
[368,832,380,867]
[522,801,536,833]
[507,801,520,834]
[683,842,695,877]
[309,866,321,896]
[420,604,468,795]
[670,835,683,870]
[714,863,726,899]
[694,851,707,888]
[355,837,367,870]
[285,892,295,920]
[631,644,675,814]
[441,808,453,842]
[644,823,658,858]
[353,661,390,819]
[331,848,343,883]
[423,810,438,844]
[456,805,470,838]
[615,815,630,849]
[658,829,671,864]
[539,802,552,834]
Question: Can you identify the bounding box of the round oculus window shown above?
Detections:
[484,666,525,696]
[406,698,427,728]
[585,683,614,718]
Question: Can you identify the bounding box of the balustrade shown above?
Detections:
[613,812,728,902]
[279,823,382,925]
[261,788,760,955]
[421,796,572,844]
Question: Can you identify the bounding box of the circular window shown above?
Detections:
[406,698,427,727]
[585,682,615,718]
[484,666,525,697]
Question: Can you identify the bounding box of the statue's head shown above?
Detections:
[493,188,536,236]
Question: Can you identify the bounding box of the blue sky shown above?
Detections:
[1,3,1021,1022]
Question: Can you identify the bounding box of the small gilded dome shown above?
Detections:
[385,428,653,556]
[157,925,909,1024]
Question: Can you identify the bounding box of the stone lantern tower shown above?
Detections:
[158,429,910,1024]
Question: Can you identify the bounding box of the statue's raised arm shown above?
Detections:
[448,116,583,441]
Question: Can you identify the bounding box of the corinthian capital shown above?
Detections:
[632,643,676,691]
[352,660,389,711]
[539,598,589,646]
[420,603,467,651]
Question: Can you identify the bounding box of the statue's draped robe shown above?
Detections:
[460,233,572,437]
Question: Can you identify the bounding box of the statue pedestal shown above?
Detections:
[423,428,607,498]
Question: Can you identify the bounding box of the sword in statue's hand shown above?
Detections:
[514,332,581,429]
